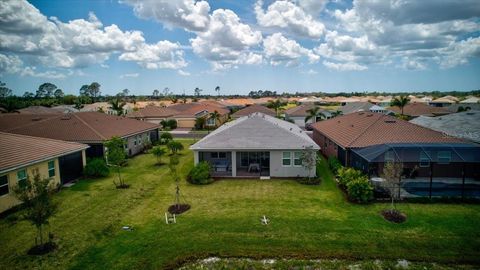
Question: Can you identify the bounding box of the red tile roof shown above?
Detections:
[166,102,229,118]
[127,106,178,118]
[387,103,450,117]
[0,112,158,143]
[285,104,326,117]
[231,104,276,118]
[0,132,88,174]
[312,112,463,148]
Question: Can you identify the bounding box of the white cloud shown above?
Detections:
[297,0,329,15]
[401,58,427,70]
[119,40,186,69]
[439,37,480,69]
[122,0,211,32]
[190,9,263,70]
[178,70,190,76]
[255,0,325,39]
[0,0,187,73]
[0,54,23,74]
[302,69,318,75]
[323,60,367,71]
[263,33,318,66]
[119,73,139,78]
[20,66,67,79]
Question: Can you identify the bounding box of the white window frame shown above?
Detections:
[206,118,216,126]
[17,169,27,186]
[293,151,302,167]
[48,160,55,177]
[282,151,292,167]
[419,151,430,167]
[438,151,451,164]
[0,175,8,197]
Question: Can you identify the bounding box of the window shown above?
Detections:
[133,136,137,146]
[282,152,291,166]
[0,175,8,196]
[137,135,142,145]
[206,118,215,126]
[293,151,302,166]
[48,160,55,177]
[419,151,430,167]
[384,150,395,162]
[219,152,227,159]
[210,152,218,158]
[438,151,451,164]
[17,169,27,187]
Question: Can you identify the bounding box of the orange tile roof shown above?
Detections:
[0,132,88,173]
[387,103,451,117]
[231,104,276,118]
[312,112,463,148]
[0,112,158,143]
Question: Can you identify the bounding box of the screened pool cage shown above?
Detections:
[349,143,480,199]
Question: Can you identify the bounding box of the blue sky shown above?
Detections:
[0,0,479,96]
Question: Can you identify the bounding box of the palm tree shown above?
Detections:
[267,99,286,117]
[331,110,343,117]
[305,106,326,123]
[109,98,126,116]
[215,86,220,97]
[390,95,410,115]
[208,110,221,127]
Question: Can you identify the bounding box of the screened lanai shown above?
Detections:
[349,143,480,198]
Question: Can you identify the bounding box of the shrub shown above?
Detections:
[346,177,374,203]
[187,162,213,185]
[84,158,109,178]
[167,119,177,129]
[167,140,184,154]
[337,167,363,188]
[328,156,342,175]
[160,132,173,145]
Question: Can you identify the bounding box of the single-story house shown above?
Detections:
[0,112,159,158]
[410,110,480,144]
[388,103,451,117]
[127,102,229,129]
[460,96,480,104]
[17,106,64,114]
[312,112,480,197]
[429,96,457,107]
[231,104,276,119]
[0,132,89,213]
[285,104,332,128]
[190,113,320,178]
[339,102,388,115]
[81,102,136,115]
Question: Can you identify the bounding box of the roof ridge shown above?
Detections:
[4,114,59,132]
[346,113,385,147]
[73,113,107,141]
[0,131,88,147]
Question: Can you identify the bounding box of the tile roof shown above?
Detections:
[312,112,463,148]
[285,104,329,117]
[339,102,375,115]
[0,132,88,174]
[17,106,64,114]
[0,112,158,143]
[127,106,178,118]
[167,102,230,117]
[190,113,319,150]
[387,103,450,117]
[410,111,480,143]
[231,104,276,118]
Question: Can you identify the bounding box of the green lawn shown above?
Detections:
[1,140,479,269]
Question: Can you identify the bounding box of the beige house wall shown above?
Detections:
[0,159,61,213]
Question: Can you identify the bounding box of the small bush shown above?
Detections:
[84,158,109,178]
[346,177,374,204]
[160,132,173,145]
[328,156,342,175]
[167,140,184,154]
[167,119,177,129]
[187,162,214,185]
[337,167,363,188]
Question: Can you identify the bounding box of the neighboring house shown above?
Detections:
[378,97,393,107]
[81,102,135,115]
[298,96,325,104]
[460,96,480,104]
[0,132,89,213]
[0,112,159,158]
[17,106,64,114]
[190,113,320,178]
[231,104,276,119]
[388,103,451,117]
[339,102,388,115]
[285,104,332,128]
[410,111,480,144]
[128,102,229,129]
[429,96,457,107]
[311,112,480,198]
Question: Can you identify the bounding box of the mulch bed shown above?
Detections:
[27,241,57,255]
[381,209,407,223]
[168,204,191,215]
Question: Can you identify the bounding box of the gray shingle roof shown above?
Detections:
[190,113,320,150]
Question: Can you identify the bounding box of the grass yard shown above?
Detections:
[1,140,479,269]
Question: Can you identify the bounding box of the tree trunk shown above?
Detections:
[117,167,122,186]
[39,225,43,246]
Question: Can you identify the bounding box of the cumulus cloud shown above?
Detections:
[0,54,23,74]
[122,0,211,32]
[190,9,263,70]
[323,60,367,71]
[255,0,325,39]
[119,40,186,69]
[21,66,68,79]
[263,33,319,66]
[178,70,190,76]
[296,0,329,15]
[0,0,187,75]
[119,73,139,78]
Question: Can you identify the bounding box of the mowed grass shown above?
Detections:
[0,140,479,269]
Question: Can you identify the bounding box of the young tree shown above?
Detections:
[167,141,184,154]
[381,161,404,211]
[105,136,128,188]
[390,95,410,115]
[208,110,221,127]
[194,87,202,97]
[300,146,318,180]
[109,98,126,116]
[14,172,57,251]
[195,117,205,130]
[266,99,286,117]
[151,146,167,165]
[215,86,220,97]
[305,106,326,123]
[160,132,173,144]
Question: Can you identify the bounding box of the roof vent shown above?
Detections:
[32,117,42,121]
[350,124,354,127]
[384,120,396,123]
